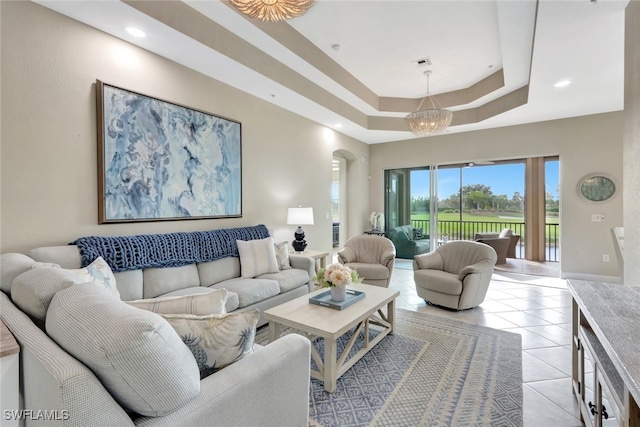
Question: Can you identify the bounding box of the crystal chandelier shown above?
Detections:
[229,0,315,22]
[405,71,453,136]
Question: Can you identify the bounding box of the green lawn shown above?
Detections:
[408,211,559,242]
[411,211,558,223]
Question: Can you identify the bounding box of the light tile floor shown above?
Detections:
[389,260,584,427]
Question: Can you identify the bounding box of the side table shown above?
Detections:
[364,230,386,237]
[290,249,329,271]
[1,319,20,427]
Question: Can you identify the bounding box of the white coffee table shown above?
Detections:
[264,283,399,393]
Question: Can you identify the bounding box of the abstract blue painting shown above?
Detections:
[97,81,242,223]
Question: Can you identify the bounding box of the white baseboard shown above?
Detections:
[561,271,621,284]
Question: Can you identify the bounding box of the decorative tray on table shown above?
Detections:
[309,289,365,310]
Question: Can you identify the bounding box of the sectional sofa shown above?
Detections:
[0,225,313,426]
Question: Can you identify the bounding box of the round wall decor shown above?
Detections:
[577,173,617,202]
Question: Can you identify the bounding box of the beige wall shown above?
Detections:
[624,1,640,285]
[369,112,624,280]
[0,1,370,254]
[0,1,632,283]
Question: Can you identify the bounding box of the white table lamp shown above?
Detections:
[287,207,314,252]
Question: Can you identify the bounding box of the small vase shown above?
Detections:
[330,286,346,302]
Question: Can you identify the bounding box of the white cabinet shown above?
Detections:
[570,280,640,427]
[578,326,622,426]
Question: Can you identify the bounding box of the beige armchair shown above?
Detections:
[337,235,396,288]
[413,241,497,310]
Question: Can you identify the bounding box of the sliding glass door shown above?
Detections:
[385,160,529,259]
[385,166,440,253]
[385,169,410,229]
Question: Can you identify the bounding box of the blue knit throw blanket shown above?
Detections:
[72,225,271,272]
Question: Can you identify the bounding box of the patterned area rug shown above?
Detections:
[256,309,522,427]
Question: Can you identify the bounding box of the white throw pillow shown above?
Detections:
[273,241,292,270]
[68,257,120,299]
[161,309,259,379]
[127,289,229,315]
[499,229,513,238]
[46,285,200,417]
[236,237,279,278]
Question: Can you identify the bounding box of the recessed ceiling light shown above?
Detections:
[125,27,146,38]
[554,80,571,88]
[334,123,343,128]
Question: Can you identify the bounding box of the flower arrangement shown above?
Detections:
[312,263,363,288]
[370,211,385,231]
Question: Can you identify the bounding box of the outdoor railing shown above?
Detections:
[409,219,559,262]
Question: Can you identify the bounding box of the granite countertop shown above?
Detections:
[568,279,640,405]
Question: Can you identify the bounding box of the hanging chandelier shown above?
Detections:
[229,0,315,22]
[404,71,453,136]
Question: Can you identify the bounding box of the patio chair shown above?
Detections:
[474,228,520,263]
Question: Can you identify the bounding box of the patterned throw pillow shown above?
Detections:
[273,241,292,270]
[162,309,260,379]
[127,289,229,315]
[413,228,424,239]
[236,237,279,278]
[68,257,120,299]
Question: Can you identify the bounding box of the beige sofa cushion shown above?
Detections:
[46,284,200,417]
[258,269,310,293]
[197,257,241,286]
[215,278,280,308]
[28,245,82,268]
[143,265,200,299]
[113,269,144,301]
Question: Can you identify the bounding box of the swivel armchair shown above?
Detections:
[413,240,497,310]
[337,235,396,288]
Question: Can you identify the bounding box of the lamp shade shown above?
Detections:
[287,207,314,225]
